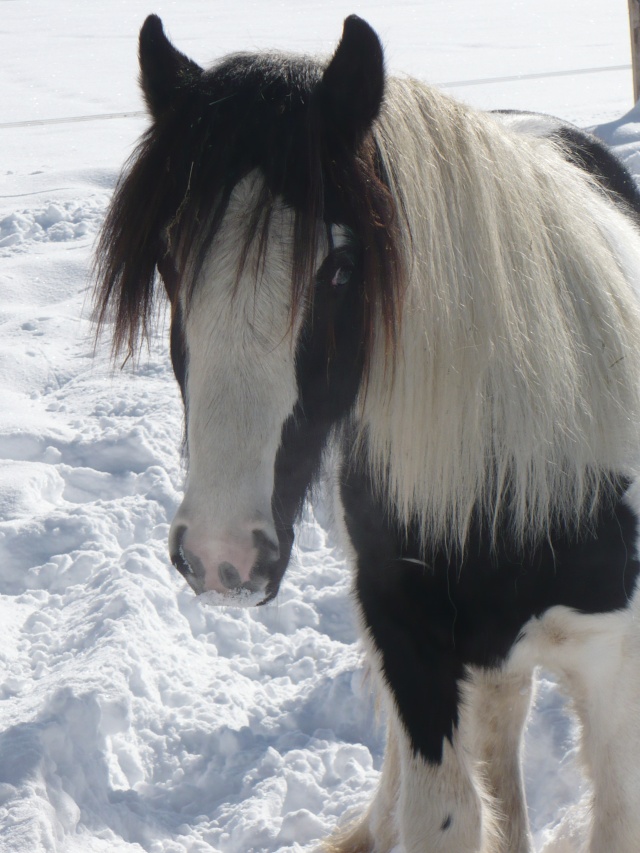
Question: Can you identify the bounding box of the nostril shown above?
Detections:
[218,561,242,590]
[170,525,206,588]
[170,524,186,554]
[170,525,191,575]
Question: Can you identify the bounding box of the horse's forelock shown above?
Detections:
[93,50,403,377]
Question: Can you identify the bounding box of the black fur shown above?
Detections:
[341,455,639,762]
[138,15,204,117]
[269,229,366,601]
[555,125,640,216]
[318,15,385,147]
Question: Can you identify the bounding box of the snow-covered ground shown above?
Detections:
[0,2,638,851]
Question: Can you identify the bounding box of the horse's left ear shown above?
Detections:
[138,15,203,118]
[319,15,385,145]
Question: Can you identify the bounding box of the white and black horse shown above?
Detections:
[95,15,640,852]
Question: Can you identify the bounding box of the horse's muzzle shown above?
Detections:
[169,522,281,604]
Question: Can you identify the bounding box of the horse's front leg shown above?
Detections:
[393,717,487,853]
[329,642,490,853]
[356,560,490,853]
[327,657,534,853]
[360,630,499,853]
[528,603,640,853]
[339,467,496,852]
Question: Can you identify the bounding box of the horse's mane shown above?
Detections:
[92,51,400,364]
[362,77,640,549]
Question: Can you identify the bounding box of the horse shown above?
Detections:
[94,14,640,852]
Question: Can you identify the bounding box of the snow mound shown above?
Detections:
[0,199,107,255]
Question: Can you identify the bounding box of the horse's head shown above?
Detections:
[95,15,399,603]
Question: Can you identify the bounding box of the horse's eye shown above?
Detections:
[331,266,353,288]
[319,228,359,292]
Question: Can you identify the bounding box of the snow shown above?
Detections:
[0,2,636,851]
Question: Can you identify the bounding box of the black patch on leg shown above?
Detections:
[342,460,464,763]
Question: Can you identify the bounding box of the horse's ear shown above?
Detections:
[319,15,385,145]
[138,15,203,118]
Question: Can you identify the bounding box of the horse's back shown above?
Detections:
[494,109,640,216]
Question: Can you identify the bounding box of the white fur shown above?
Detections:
[360,77,640,549]
[331,224,351,248]
[464,669,534,853]
[170,173,307,592]
[508,593,640,853]
[493,111,567,139]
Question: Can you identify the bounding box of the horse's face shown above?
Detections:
[167,176,355,601]
[164,176,367,602]
[167,178,300,601]
[97,14,390,603]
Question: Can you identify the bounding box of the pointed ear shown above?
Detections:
[319,15,385,146]
[138,15,203,118]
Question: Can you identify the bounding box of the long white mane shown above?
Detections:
[360,77,640,549]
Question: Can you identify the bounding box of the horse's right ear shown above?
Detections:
[138,15,203,118]
[319,16,385,146]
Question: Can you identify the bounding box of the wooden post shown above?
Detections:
[630,0,640,102]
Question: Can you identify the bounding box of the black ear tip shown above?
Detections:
[140,14,165,46]
[137,13,203,118]
[334,15,384,76]
[342,14,381,48]
[320,13,384,140]
[342,14,370,33]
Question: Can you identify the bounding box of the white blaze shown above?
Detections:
[170,173,303,594]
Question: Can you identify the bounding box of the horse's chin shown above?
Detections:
[256,589,279,606]
[189,570,285,607]
[196,587,273,608]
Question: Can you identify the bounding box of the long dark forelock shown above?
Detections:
[93,50,402,368]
